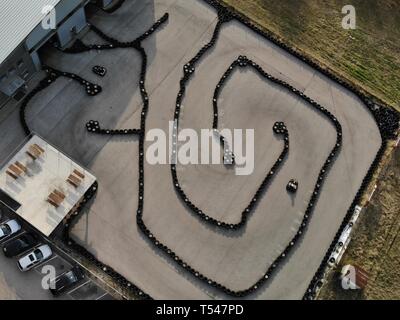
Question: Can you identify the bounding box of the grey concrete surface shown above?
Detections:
[0,0,381,299]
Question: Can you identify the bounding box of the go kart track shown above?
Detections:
[6,0,398,299]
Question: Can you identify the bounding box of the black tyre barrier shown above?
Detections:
[173,53,337,231]
[19,66,102,136]
[62,13,169,54]
[92,65,107,77]
[86,120,141,135]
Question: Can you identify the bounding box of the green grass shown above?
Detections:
[220,0,400,111]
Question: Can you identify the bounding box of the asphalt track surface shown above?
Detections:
[0,0,381,299]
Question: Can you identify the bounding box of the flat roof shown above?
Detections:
[0,135,96,236]
[0,0,61,65]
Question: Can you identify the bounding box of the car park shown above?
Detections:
[0,219,21,240]
[2,233,38,258]
[17,244,52,271]
[50,265,85,296]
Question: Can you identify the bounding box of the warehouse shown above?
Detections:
[0,0,118,108]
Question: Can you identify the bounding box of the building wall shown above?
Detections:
[0,45,36,98]
[0,0,88,102]
[26,0,87,51]
[0,0,62,67]
[56,7,87,48]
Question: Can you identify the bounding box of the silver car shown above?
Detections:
[0,219,21,240]
[17,244,52,271]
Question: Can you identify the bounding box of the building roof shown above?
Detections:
[0,0,61,65]
[0,135,96,236]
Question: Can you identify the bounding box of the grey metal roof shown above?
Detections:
[0,0,61,65]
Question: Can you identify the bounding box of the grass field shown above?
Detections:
[220,0,400,111]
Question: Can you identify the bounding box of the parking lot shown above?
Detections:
[0,215,114,300]
[0,0,382,299]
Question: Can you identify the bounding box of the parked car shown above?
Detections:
[17,244,52,271]
[50,266,85,296]
[2,233,38,258]
[0,219,21,240]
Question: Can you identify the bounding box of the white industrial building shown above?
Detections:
[0,0,118,107]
